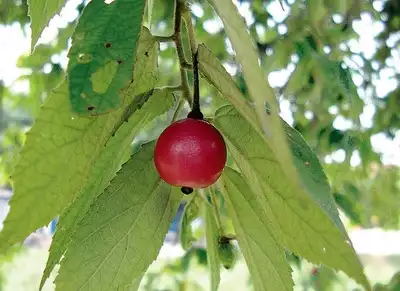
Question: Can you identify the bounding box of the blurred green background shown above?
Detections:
[0,0,399,290]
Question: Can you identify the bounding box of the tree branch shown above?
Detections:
[172,0,192,104]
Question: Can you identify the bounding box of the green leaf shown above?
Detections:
[334,193,361,225]
[39,27,165,289]
[213,105,370,290]
[0,27,156,253]
[180,194,201,251]
[67,0,146,115]
[0,82,113,252]
[28,0,67,51]
[207,0,303,198]
[220,167,293,291]
[197,45,260,134]
[199,45,346,233]
[282,121,347,233]
[204,200,220,291]
[55,142,183,290]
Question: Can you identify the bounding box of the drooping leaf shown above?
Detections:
[28,0,67,51]
[41,88,173,289]
[0,82,115,252]
[180,194,201,251]
[39,27,164,289]
[213,105,370,290]
[199,45,346,234]
[220,167,293,291]
[207,0,303,196]
[67,0,146,115]
[0,27,158,253]
[204,199,220,291]
[56,142,183,291]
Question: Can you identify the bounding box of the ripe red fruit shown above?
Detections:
[154,118,227,189]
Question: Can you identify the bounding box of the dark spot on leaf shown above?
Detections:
[105,42,111,48]
[144,51,149,57]
[117,60,122,64]
[87,106,95,111]
[181,187,193,195]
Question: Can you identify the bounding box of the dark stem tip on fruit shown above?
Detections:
[181,186,194,195]
[218,236,231,244]
[187,109,203,120]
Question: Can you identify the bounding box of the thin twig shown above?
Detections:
[173,0,192,104]
[182,6,197,55]
[154,35,174,43]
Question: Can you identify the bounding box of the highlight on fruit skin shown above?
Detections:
[154,117,227,190]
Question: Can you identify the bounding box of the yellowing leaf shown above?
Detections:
[214,105,370,290]
[55,142,183,290]
[90,61,119,94]
[67,0,147,115]
[28,0,67,51]
[220,167,293,291]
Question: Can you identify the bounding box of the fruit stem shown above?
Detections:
[182,4,203,120]
[187,51,203,119]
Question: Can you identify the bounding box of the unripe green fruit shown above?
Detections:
[218,241,237,270]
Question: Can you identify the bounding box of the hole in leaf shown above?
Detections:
[117,60,122,64]
[105,42,111,48]
[144,52,149,57]
[77,53,92,63]
[104,0,115,4]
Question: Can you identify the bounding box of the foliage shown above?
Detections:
[0,0,399,290]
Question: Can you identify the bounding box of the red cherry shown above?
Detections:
[154,118,227,189]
